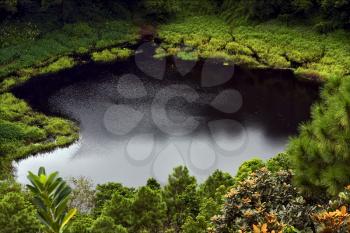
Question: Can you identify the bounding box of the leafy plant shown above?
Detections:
[27,167,77,233]
[212,168,316,232]
[0,192,41,233]
[312,206,350,233]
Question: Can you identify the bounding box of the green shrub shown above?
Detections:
[38,56,76,74]
[266,153,292,172]
[0,192,41,233]
[92,48,132,62]
[212,168,316,232]
[235,158,265,182]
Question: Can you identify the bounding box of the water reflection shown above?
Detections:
[13,56,319,186]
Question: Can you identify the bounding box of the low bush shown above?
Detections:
[212,168,317,232]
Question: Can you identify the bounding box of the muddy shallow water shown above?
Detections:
[13,45,319,186]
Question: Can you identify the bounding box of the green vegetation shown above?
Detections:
[3,164,350,232]
[2,0,350,232]
[0,93,78,178]
[27,167,77,233]
[92,48,133,63]
[222,0,350,30]
[0,20,138,91]
[288,76,350,196]
[0,2,138,179]
[157,15,350,80]
[0,192,41,233]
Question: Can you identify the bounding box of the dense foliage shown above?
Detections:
[27,167,77,233]
[4,164,350,232]
[1,0,350,232]
[221,0,350,30]
[288,76,350,196]
[157,15,350,80]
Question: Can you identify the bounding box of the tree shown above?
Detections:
[146,177,161,190]
[163,166,198,231]
[102,191,134,228]
[0,0,17,14]
[0,192,41,233]
[212,168,315,232]
[131,186,167,232]
[27,167,77,233]
[235,158,265,182]
[182,216,208,233]
[198,170,234,200]
[68,177,95,214]
[94,182,134,216]
[288,77,350,196]
[90,216,128,233]
[67,214,94,233]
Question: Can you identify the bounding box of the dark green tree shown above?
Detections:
[198,170,234,200]
[102,191,133,228]
[94,182,134,216]
[90,215,127,233]
[163,166,198,231]
[131,186,167,232]
[288,77,350,196]
[146,177,161,190]
[0,192,41,233]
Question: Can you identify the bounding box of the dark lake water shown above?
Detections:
[12,44,319,186]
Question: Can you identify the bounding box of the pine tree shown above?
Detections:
[288,77,350,196]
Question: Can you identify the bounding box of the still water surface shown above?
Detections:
[13,52,319,186]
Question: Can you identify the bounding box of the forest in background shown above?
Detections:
[1,0,350,232]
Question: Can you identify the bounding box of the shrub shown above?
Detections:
[235,158,265,182]
[92,48,132,62]
[212,168,316,232]
[38,56,76,74]
[312,206,350,233]
[0,192,41,233]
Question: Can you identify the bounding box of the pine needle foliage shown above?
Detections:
[288,76,350,196]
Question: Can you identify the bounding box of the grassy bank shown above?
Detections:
[0,19,139,178]
[157,16,350,81]
[0,20,139,92]
[0,93,79,178]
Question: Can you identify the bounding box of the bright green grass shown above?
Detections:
[157,16,350,80]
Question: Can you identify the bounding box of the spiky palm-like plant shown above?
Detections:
[27,167,77,233]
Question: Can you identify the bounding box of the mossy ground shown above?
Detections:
[157,16,350,81]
